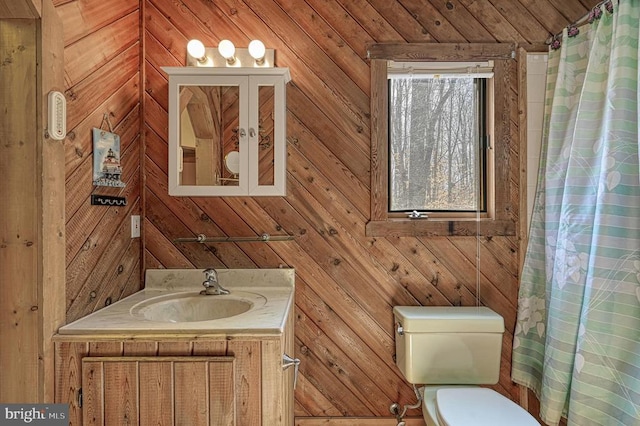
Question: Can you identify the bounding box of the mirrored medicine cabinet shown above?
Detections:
[162,67,290,196]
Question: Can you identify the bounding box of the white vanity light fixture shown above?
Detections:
[218,39,236,65]
[248,40,266,65]
[186,39,209,65]
[185,39,275,68]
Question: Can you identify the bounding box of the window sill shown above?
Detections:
[365,218,516,237]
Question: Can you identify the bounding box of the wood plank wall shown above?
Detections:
[1,14,39,403]
[1,0,65,402]
[141,0,598,421]
[54,0,143,324]
[55,0,600,422]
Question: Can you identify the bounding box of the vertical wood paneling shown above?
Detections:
[228,340,261,425]
[0,17,38,403]
[0,1,66,400]
[103,361,139,425]
[174,361,208,425]
[209,360,236,425]
[139,362,174,424]
[76,355,239,426]
[82,361,104,425]
[55,342,87,425]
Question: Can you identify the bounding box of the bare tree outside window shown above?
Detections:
[389,77,485,212]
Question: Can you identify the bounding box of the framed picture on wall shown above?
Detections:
[92,127,125,188]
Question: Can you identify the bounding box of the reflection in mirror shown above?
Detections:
[179,84,240,187]
[225,150,240,175]
[257,85,275,186]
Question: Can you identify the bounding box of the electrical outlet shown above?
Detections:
[131,215,140,238]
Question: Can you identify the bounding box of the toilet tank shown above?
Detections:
[393,306,504,385]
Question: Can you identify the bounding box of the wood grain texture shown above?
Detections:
[210,359,236,425]
[78,355,238,425]
[57,0,143,330]
[174,361,208,425]
[0,9,66,401]
[56,337,290,425]
[0,0,38,18]
[50,0,601,423]
[139,361,174,424]
[40,0,67,401]
[138,1,597,422]
[0,18,38,403]
[54,342,87,425]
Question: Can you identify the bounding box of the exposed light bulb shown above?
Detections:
[186,39,207,63]
[218,39,236,64]
[248,40,266,65]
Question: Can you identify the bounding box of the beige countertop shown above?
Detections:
[56,268,295,339]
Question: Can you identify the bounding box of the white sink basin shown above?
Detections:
[130,291,267,323]
[57,269,295,335]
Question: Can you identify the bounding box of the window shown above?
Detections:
[387,62,491,214]
[366,43,517,237]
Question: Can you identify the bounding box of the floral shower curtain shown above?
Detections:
[512,1,640,425]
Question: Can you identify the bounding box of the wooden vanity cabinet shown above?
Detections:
[54,311,294,426]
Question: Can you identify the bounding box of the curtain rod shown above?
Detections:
[173,233,294,243]
[546,0,610,44]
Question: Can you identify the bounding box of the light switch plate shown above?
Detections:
[131,215,140,238]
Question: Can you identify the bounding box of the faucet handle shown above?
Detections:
[203,268,217,280]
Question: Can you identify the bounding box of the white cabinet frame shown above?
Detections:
[163,67,290,196]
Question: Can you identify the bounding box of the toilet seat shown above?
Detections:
[434,387,539,426]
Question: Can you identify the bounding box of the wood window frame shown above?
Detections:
[366,43,517,237]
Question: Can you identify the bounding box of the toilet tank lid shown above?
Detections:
[393,306,504,333]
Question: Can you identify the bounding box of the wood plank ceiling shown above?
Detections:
[58,0,601,422]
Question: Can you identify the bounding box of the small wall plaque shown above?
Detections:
[92,126,125,188]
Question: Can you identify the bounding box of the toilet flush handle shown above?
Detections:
[283,354,300,389]
[396,322,404,336]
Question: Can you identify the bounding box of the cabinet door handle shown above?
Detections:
[282,353,300,389]
[249,127,256,138]
[239,128,246,138]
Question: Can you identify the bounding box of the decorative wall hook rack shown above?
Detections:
[91,195,127,206]
[173,233,294,244]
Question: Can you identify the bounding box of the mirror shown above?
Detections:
[256,85,275,186]
[178,84,239,187]
[224,150,240,175]
[163,67,290,196]
[177,84,276,188]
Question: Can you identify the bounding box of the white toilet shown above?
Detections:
[393,306,539,426]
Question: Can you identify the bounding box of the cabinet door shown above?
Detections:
[248,75,287,196]
[168,74,249,196]
[81,356,235,426]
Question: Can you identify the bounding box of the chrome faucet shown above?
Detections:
[200,268,230,295]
